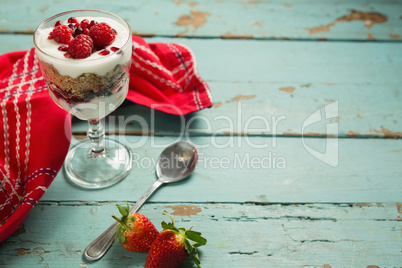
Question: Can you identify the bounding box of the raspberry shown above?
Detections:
[67,35,94,59]
[89,23,116,47]
[52,25,73,44]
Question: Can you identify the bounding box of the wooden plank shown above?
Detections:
[39,136,402,203]
[1,202,401,267]
[1,35,401,137]
[1,0,402,41]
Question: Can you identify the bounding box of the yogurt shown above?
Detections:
[35,16,132,78]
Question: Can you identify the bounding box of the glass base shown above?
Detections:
[64,138,132,189]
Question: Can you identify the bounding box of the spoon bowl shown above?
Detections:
[156,141,198,183]
[83,141,198,261]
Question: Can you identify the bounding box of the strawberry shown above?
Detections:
[112,201,159,252]
[145,211,207,268]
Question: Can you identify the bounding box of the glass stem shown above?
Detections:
[87,119,106,157]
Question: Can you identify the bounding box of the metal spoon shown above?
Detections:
[83,141,198,261]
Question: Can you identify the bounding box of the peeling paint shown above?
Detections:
[17,248,32,256]
[372,126,402,138]
[175,10,210,31]
[213,102,223,108]
[16,247,50,262]
[239,0,260,5]
[390,34,400,39]
[348,131,358,137]
[306,10,387,35]
[397,203,402,214]
[231,94,256,102]
[174,0,198,7]
[304,132,336,138]
[221,32,253,39]
[367,32,375,40]
[356,203,372,206]
[283,132,299,136]
[252,21,263,27]
[166,205,201,216]
[279,86,295,93]
[323,265,332,268]
[356,113,362,119]
[366,266,379,268]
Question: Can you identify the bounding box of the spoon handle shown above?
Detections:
[129,180,163,215]
[83,180,163,261]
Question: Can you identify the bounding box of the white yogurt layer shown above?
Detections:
[35,16,132,78]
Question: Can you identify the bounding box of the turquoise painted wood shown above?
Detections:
[39,136,402,203]
[1,0,402,267]
[1,0,402,41]
[0,35,401,137]
[1,203,401,267]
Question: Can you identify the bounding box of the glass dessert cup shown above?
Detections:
[34,10,133,189]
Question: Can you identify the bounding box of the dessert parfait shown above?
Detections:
[34,13,132,120]
[33,10,133,189]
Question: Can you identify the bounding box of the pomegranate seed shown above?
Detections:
[98,49,110,56]
[68,23,75,29]
[63,52,72,58]
[68,17,78,24]
[54,20,62,27]
[58,45,69,51]
[90,20,98,28]
[74,27,84,36]
[80,19,90,28]
[48,31,53,39]
[110,47,119,52]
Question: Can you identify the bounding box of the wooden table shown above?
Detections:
[1,1,401,267]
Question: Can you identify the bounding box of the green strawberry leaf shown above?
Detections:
[116,204,128,217]
[161,220,177,231]
[191,248,201,268]
[117,225,126,244]
[184,238,193,254]
[186,230,207,247]
[127,215,135,224]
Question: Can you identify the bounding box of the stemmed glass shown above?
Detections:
[34,10,133,189]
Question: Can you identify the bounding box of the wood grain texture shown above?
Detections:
[1,0,402,41]
[38,136,402,203]
[0,35,401,137]
[1,202,401,267]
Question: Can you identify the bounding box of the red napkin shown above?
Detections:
[0,36,212,243]
[128,36,212,114]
